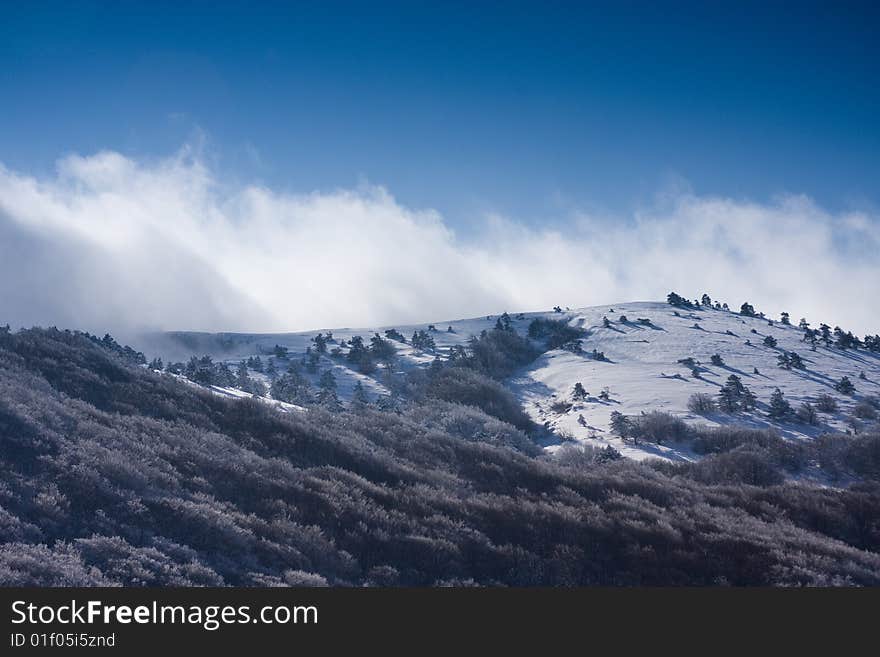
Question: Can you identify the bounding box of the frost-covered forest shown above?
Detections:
[2,320,880,586]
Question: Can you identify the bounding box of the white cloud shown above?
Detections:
[0,147,877,337]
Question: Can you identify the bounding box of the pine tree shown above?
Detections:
[609,411,632,440]
[351,380,370,408]
[312,333,327,353]
[718,381,740,413]
[717,374,754,413]
[666,292,693,308]
[384,328,406,343]
[763,335,777,348]
[495,312,514,332]
[236,361,251,390]
[305,348,320,374]
[370,333,397,367]
[780,312,790,325]
[834,376,855,395]
[740,386,757,411]
[768,388,792,419]
[250,379,267,397]
[572,382,588,400]
[317,369,339,408]
[740,302,756,317]
[411,329,436,351]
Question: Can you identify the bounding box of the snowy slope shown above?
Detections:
[143,301,880,462]
[508,302,880,460]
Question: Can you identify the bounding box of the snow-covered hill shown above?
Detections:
[143,300,880,462]
[507,302,879,460]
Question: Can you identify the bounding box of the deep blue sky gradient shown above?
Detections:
[1,0,878,226]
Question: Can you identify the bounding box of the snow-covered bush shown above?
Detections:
[688,393,717,414]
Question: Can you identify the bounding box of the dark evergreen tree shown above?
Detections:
[236,360,251,390]
[834,376,856,395]
[717,374,754,413]
[312,333,328,353]
[495,312,514,332]
[718,383,740,413]
[317,369,339,407]
[411,329,436,351]
[834,328,861,350]
[345,336,375,373]
[305,347,320,374]
[768,388,792,420]
[271,368,313,405]
[384,328,406,343]
[370,333,397,366]
[351,379,370,408]
[666,292,693,308]
[609,411,632,440]
[740,386,757,411]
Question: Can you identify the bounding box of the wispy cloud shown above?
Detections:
[1,146,877,336]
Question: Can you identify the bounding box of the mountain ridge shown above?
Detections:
[140,299,880,464]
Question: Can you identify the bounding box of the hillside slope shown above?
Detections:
[146,300,880,463]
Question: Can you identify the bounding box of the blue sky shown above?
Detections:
[2,1,878,226]
[1,2,879,334]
